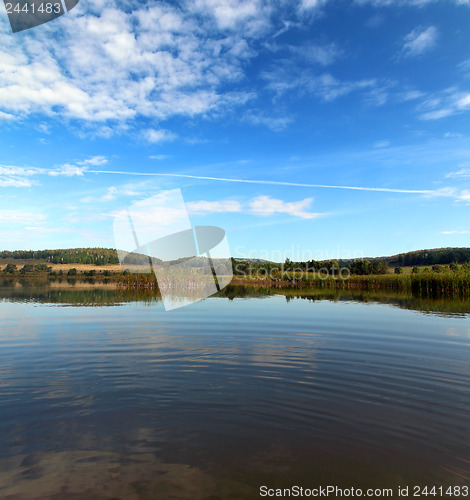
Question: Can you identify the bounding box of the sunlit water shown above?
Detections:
[1,283,470,499]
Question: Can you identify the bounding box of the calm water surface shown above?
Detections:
[1,283,470,499]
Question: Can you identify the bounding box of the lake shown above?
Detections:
[1,281,470,499]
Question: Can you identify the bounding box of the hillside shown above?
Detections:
[336,247,470,267]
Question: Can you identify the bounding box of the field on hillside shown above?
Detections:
[0,259,123,273]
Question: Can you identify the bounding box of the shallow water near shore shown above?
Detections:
[1,282,470,498]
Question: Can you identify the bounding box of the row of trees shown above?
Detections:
[1,264,113,276]
[0,248,120,265]
[394,248,470,266]
[2,263,52,274]
[232,258,389,276]
[233,253,470,278]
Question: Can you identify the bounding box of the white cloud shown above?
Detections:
[0,1,262,133]
[262,65,377,102]
[356,0,466,6]
[249,195,322,219]
[0,156,103,185]
[401,90,425,101]
[187,200,242,214]
[190,0,270,32]
[0,165,40,187]
[144,129,177,143]
[186,196,324,219]
[48,164,88,177]
[458,58,470,77]
[446,168,470,178]
[245,112,293,131]
[0,166,40,176]
[455,190,470,203]
[0,111,14,120]
[420,108,454,120]
[81,186,117,203]
[78,156,108,166]
[0,210,47,224]
[289,42,341,66]
[426,186,470,204]
[0,178,36,188]
[401,26,438,58]
[418,90,470,120]
[315,74,376,101]
[149,155,172,160]
[81,183,143,203]
[457,93,470,109]
[301,0,326,7]
[441,230,469,235]
[374,140,391,148]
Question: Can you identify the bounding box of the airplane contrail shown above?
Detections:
[88,170,432,194]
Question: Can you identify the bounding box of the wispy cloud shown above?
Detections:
[80,183,143,203]
[81,186,118,203]
[300,0,329,11]
[262,64,377,102]
[0,156,107,186]
[144,129,177,143]
[0,210,47,224]
[400,26,438,58]
[187,196,323,219]
[444,132,463,139]
[289,42,342,66]
[249,195,322,219]
[149,155,172,160]
[0,111,14,120]
[245,112,293,131]
[426,187,470,204]
[356,0,466,7]
[0,166,40,177]
[417,89,470,120]
[187,200,243,214]
[446,168,470,178]
[0,178,36,188]
[441,230,469,235]
[48,164,88,177]
[78,156,108,166]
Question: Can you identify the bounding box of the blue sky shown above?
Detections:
[0,0,470,260]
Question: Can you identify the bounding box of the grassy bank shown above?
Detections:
[3,262,470,299]
[234,268,470,298]
[112,267,470,298]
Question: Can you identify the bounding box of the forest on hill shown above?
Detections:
[1,247,470,271]
[0,248,120,265]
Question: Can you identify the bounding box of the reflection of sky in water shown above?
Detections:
[1,293,470,497]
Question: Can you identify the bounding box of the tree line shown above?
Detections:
[0,248,120,265]
[232,258,389,276]
[392,248,470,267]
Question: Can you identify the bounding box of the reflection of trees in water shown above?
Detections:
[0,279,158,306]
[1,279,470,316]
[217,285,470,317]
